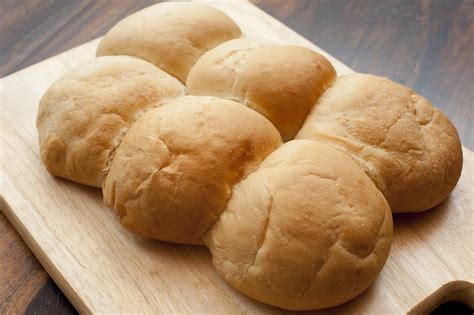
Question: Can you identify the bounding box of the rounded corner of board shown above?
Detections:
[408,280,474,315]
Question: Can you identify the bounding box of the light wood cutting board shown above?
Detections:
[0,1,473,313]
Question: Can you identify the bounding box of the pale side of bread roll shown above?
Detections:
[186,38,336,141]
[296,73,463,213]
[96,2,242,82]
[36,56,184,187]
[204,140,393,310]
[103,96,282,244]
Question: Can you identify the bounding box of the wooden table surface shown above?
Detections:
[0,0,472,313]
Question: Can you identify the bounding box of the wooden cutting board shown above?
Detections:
[0,0,472,313]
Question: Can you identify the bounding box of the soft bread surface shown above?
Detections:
[186,38,336,140]
[96,2,242,82]
[35,3,464,310]
[103,96,282,244]
[204,140,393,310]
[36,56,184,187]
[297,73,463,212]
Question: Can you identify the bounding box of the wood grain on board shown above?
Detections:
[1,0,473,313]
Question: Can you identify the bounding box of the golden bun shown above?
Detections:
[36,56,184,187]
[297,73,463,212]
[96,2,241,82]
[205,140,393,310]
[103,96,282,244]
[187,38,336,140]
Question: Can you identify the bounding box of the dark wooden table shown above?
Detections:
[1,0,472,313]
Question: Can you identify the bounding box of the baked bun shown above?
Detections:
[296,73,463,213]
[186,38,336,140]
[103,96,282,244]
[36,56,184,187]
[204,140,393,310]
[35,2,464,309]
[96,2,242,82]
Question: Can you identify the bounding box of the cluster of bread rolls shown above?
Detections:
[36,2,462,311]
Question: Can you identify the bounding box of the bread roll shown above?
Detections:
[296,73,463,212]
[204,140,392,310]
[36,56,184,187]
[34,2,464,310]
[103,96,282,244]
[96,2,241,82]
[186,38,336,140]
